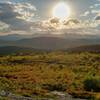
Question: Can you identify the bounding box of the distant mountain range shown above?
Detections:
[0,36,100,49]
[0,33,99,41]
[0,34,32,41]
[0,34,100,54]
[0,37,72,50]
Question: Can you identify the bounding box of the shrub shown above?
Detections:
[84,77,100,92]
[42,83,67,91]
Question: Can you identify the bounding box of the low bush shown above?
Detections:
[42,83,67,91]
[84,77,100,92]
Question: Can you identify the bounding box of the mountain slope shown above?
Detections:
[0,44,100,55]
[15,37,100,50]
[68,45,100,52]
[16,37,70,49]
[0,34,32,41]
[0,46,36,55]
[0,36,100,50]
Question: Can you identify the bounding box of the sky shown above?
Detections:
[0,0,100,36]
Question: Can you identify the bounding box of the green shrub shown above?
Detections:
[0,78,15,92]
[84,77,100,92]
[42,83,67,91]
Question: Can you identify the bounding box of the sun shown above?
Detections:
[53,2,70,20]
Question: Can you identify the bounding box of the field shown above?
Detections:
[0,52,100,100]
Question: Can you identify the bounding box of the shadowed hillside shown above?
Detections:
[67,45,100,53]
[0,36,100,50]
[0,46,37,55]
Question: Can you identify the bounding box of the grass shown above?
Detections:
[0,52,100,99]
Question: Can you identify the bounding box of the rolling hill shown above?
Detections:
[0,46,36,55]
[0,44,100,55]
[0,36,100,51]
[15,36,84,50]
[67,45,100,53]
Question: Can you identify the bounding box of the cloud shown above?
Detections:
[90,0,100,9]
[0,1,99,36]
[30,17,99,35]
[81,11,90,17]
[94,4,100,7]
[0,0,11,3]
[14,3,36,21]
[91,10,100,14]
[0,21,10,32]
[30,19,100,35]
[0,2,36,31]
[64,19,80,26]
[95,16,100,20]
[49,18,59,24]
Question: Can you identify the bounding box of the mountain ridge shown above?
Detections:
[0,36,100,50]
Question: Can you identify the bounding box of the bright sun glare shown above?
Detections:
[53,2,70,20]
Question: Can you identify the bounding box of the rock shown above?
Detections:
[51,91,87,100]
[51,91,72,100]
[0,90,87,100]
[0,90,10,96]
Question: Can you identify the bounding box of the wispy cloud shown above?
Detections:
[91,10,100,14]
[80,11,90,17]
[14,3,36,21]
[0,21,10,32]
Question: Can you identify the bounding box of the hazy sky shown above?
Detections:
[0,0,100,35]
